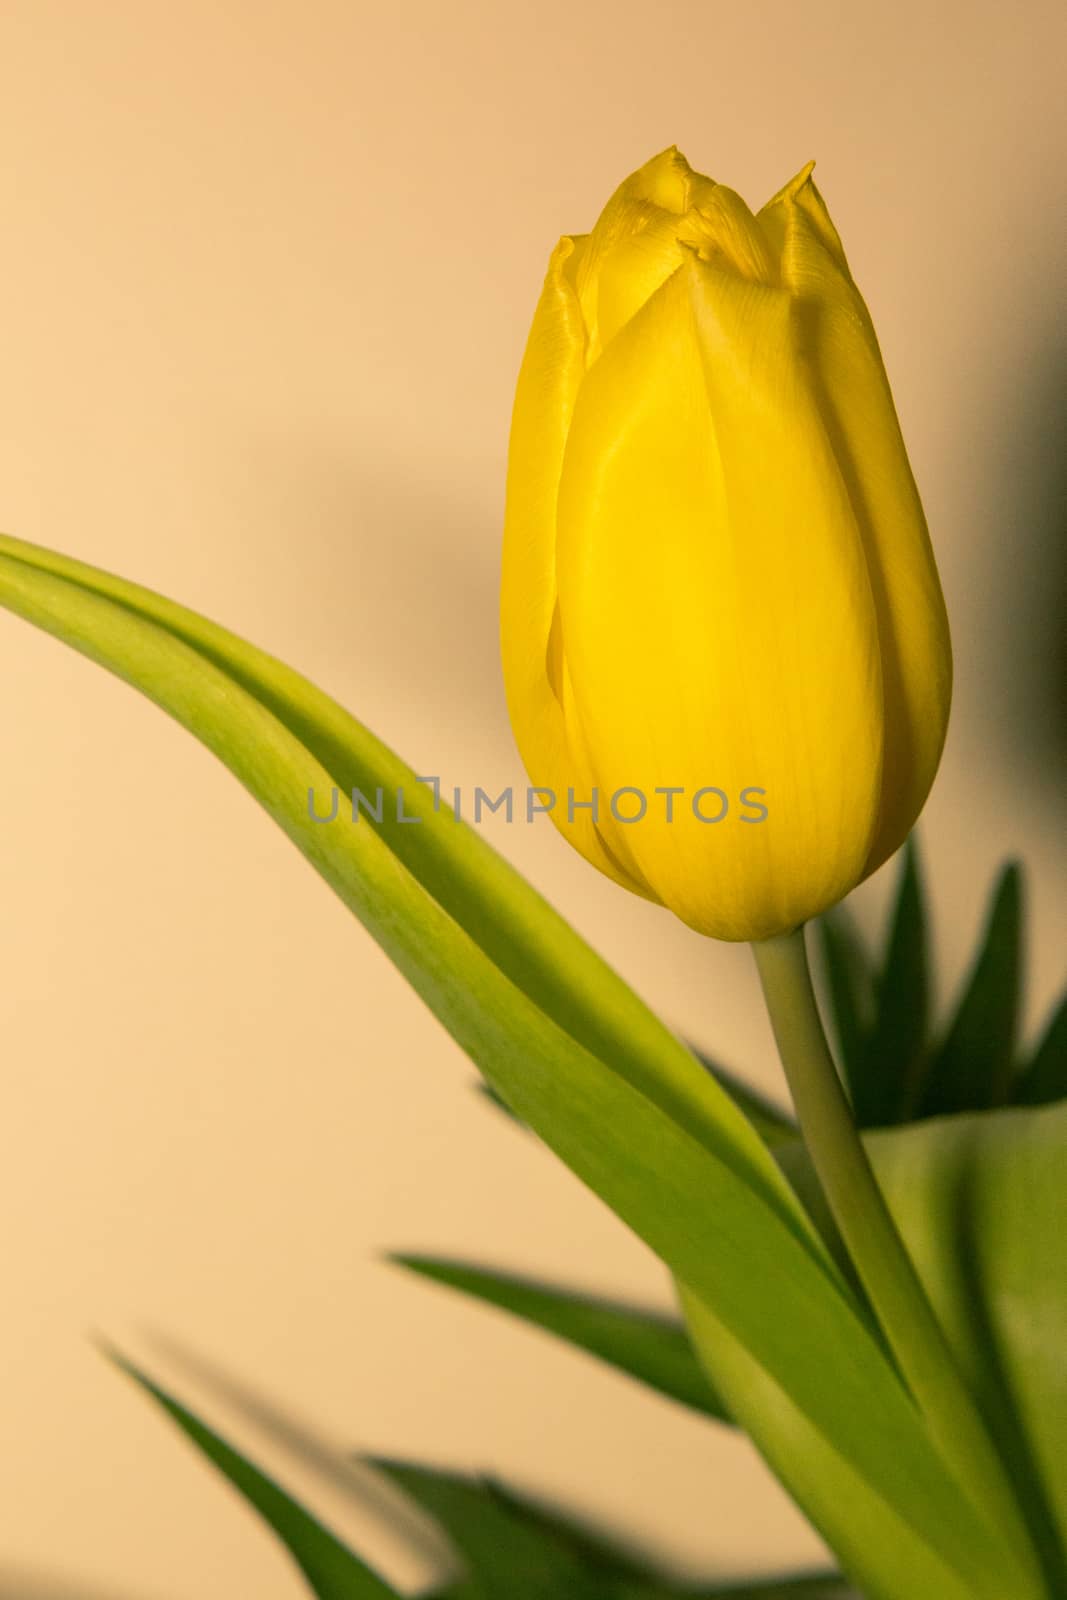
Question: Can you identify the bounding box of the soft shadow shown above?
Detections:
[236,438,509,760]
[976,345,1067,806]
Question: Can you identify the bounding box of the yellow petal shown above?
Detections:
[760,161,847,274]
[759,169,952,873]
[500,234,651,895]
[575,147,720,359]
[554,256,885,940]
[681,183,776,284]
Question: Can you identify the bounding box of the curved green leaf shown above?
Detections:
[390,1255,729,1422]
[480,1045,795,1151]
[0,536,1042,1600]
[0,531,783,1217]
[106,1350,398,1598]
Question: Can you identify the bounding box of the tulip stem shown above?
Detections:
[752,926,1035,1565]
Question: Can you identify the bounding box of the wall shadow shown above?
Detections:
[234,437,511,767]
[971,343,1067,814]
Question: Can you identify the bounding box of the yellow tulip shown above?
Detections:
[501,147,951,942]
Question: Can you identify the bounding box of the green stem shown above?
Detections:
[753,927,1036,1572]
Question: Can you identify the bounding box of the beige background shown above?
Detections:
[1,2,1064,1595]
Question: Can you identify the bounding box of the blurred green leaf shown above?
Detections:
[106,1350,399,1598]
[870,1098,1067,1590]
[815,907,875,1099]
[0,535,1041,1600]
[432,1569,855,1598]
[460,1478,656,1585]
[391,1255,729,1422]
[654,1582,852,1599]
[1015,987,1067,1106]
[916,864,1023,1117]
[817,841,930,1128]
[689,1099,1067,1598]
[370,1461,609,1598]
[862,838,930,1126]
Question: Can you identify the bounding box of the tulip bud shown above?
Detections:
[500,147,951,942]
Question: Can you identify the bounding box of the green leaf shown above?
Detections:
[105,1350,399,1598]
[482,1042,795,1152]
[814,907,875,1099]
[686,1046,797,1145]
[688,1100,1067,1599]
[1015,986,1067,1106]
[916,864,1023,1117]
[0,536,1042,1600]
[390,1255,730,1422]
[862,838,930,1126]
[485,1045,796,1150]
